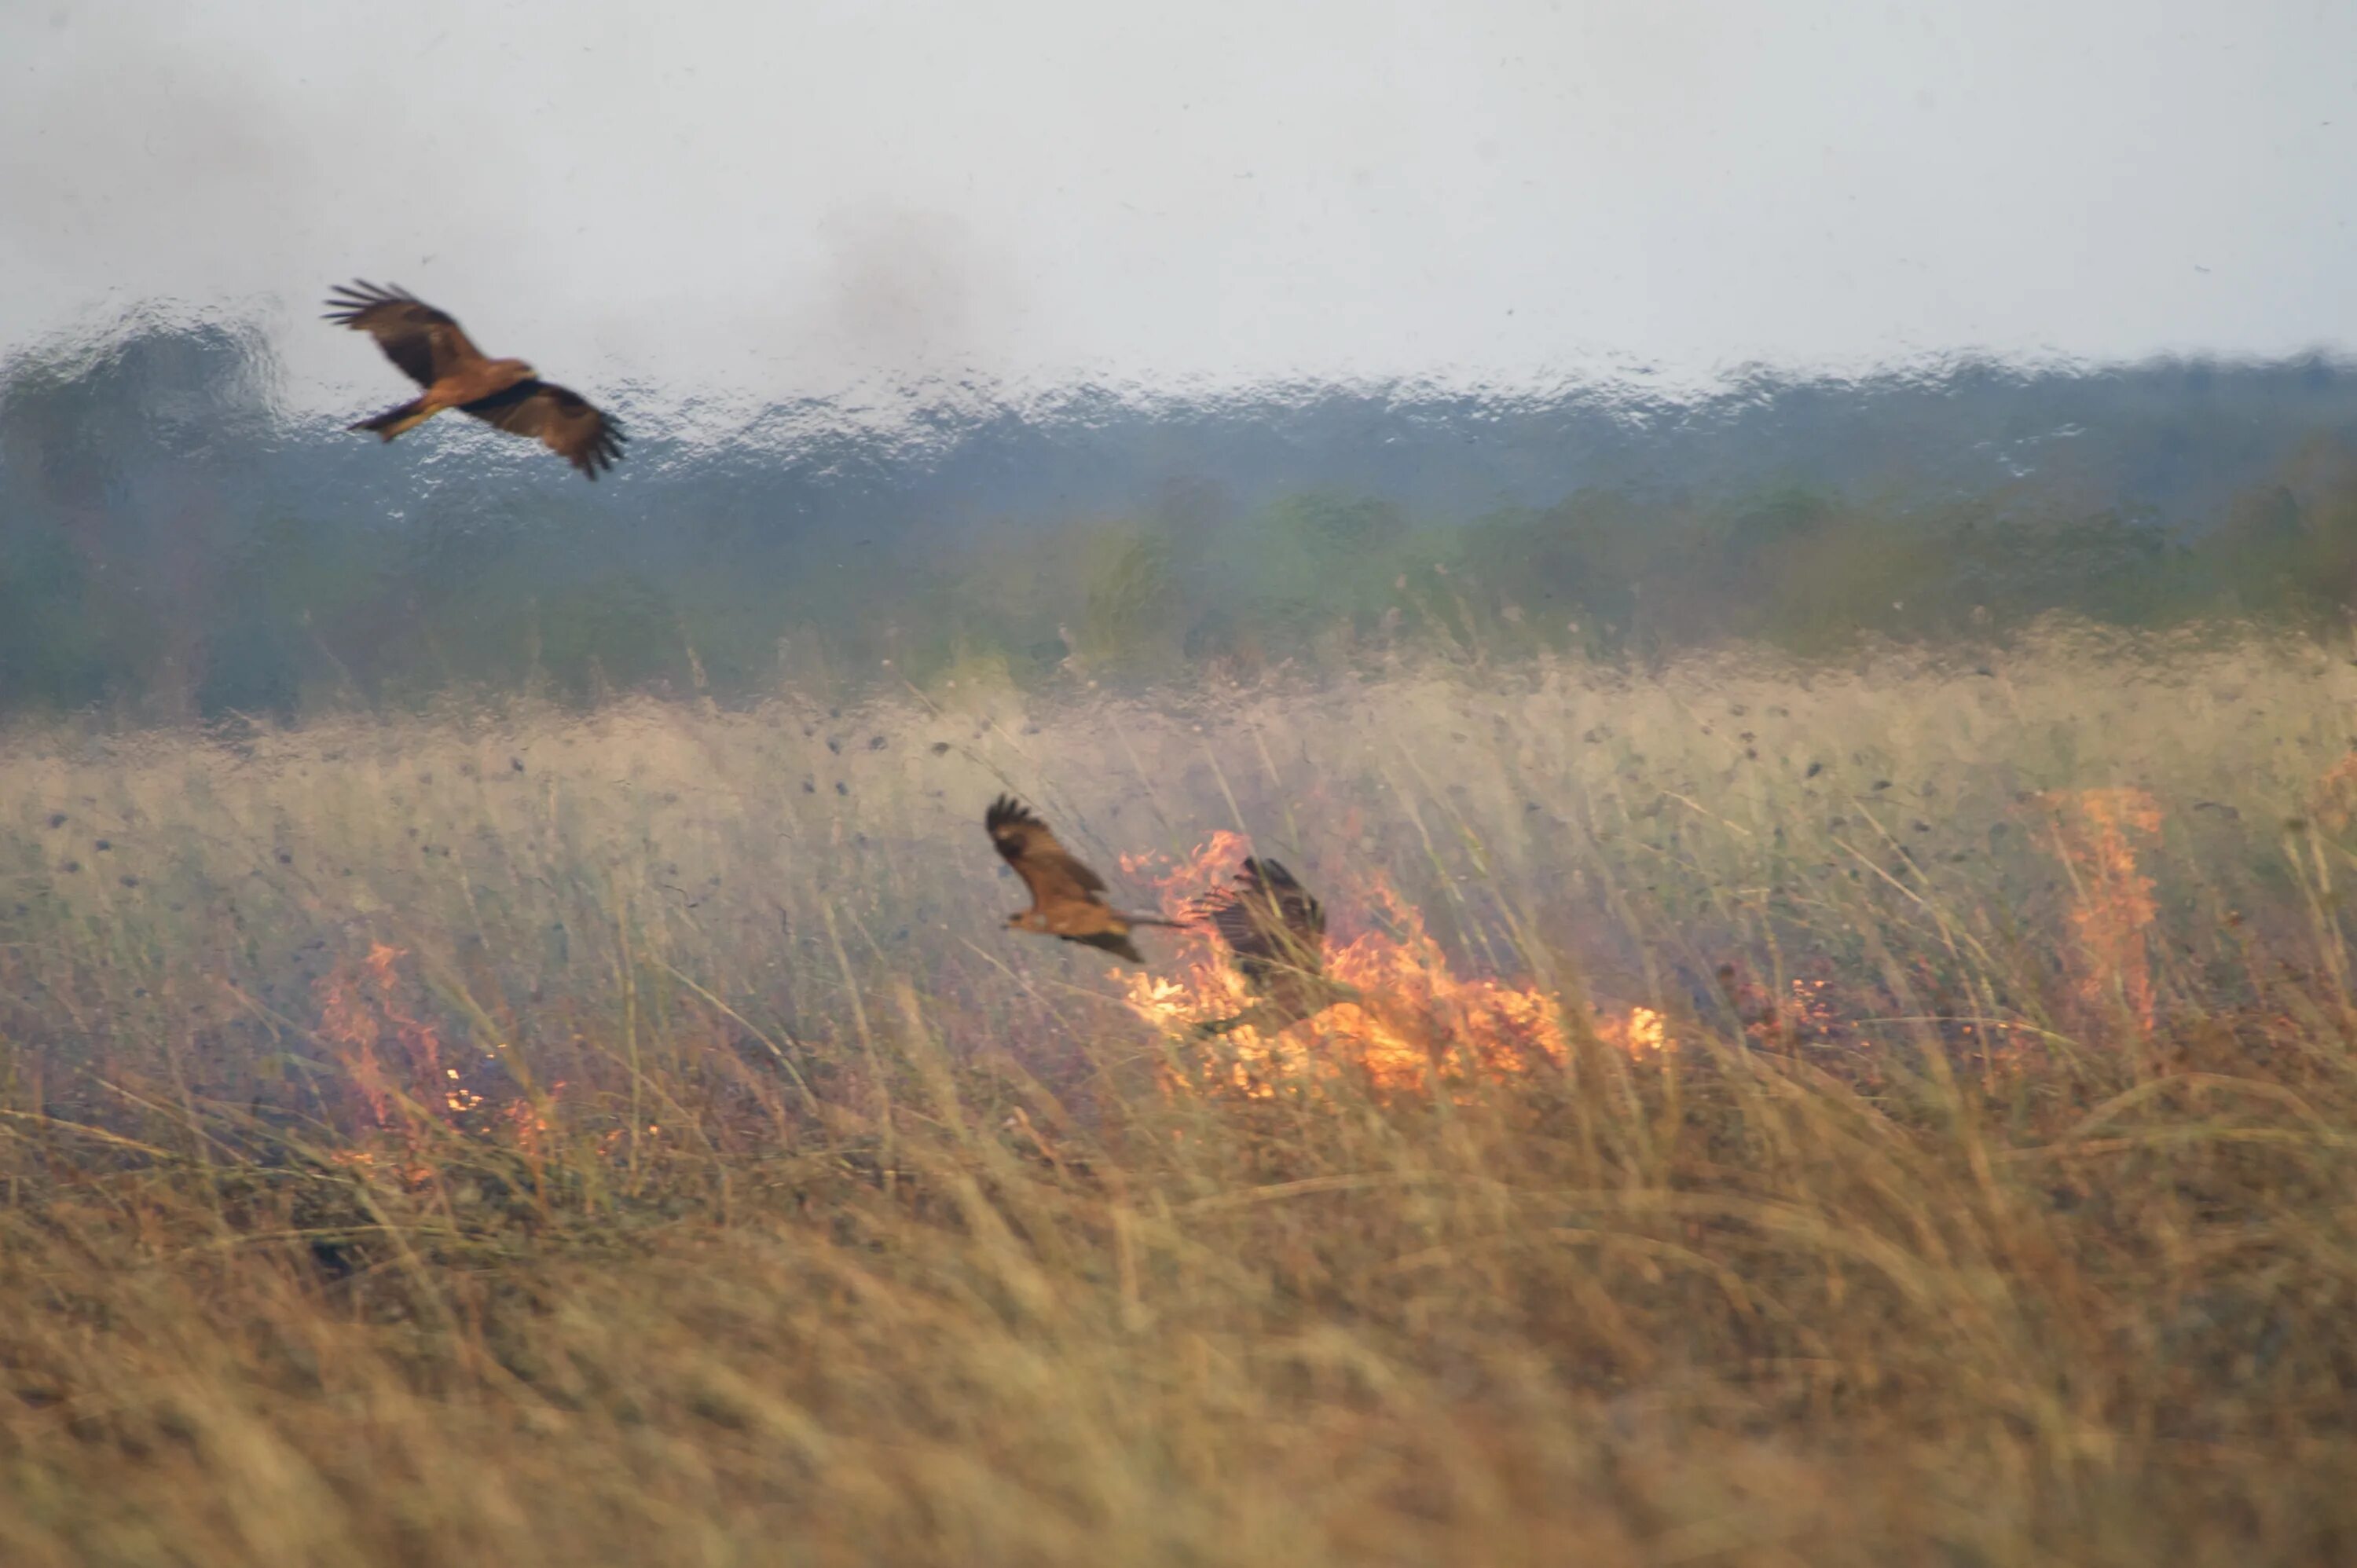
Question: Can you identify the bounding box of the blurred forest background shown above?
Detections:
[5,309,2355,721]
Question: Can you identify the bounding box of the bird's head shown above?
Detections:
[493,356,536,379]
[1009,910,1046,932]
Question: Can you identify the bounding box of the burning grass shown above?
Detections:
[2,628,2357,1565]
[1119,832,1644,1096]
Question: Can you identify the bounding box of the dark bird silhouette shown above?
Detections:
[1192,857,1362,1036]
[324,281,625,479]
[984,795,1180,964]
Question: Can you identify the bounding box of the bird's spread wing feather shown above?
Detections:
[985,796,1108,914]
[1197,857,1326,989]
[462,380,627,479]
[322,281,486,389]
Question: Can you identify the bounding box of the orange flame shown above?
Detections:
[316,942,523,1140]
[2040,788,2163,1030]
[1120,835,1664,1097]
[317,943,447,1129]
[1597,1006,1670,1056]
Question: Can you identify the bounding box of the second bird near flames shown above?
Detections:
[1187,856,1363,1038]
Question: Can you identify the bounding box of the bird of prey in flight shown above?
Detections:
[1192,857,1362,1036]
[324,281,625,479]
[984,795,1181,965]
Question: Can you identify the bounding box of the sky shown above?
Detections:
[3,0,2354,415]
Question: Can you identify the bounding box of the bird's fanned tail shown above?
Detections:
[351,398,438,440]
[1072,931,1149,964]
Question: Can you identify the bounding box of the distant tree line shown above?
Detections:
[5,315,2355,721]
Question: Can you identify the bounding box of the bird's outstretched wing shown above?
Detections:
[462,380,627,479]
[986,795,1108,910]
[1197,857,1327,991]
[322,281,486,388]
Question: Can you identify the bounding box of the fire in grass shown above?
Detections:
[2038,787,2164,1031]
[1117,830,1667,1097]
[313,941,560,1180]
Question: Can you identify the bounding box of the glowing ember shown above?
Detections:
[322,1145,438,1191]
[504,1086,560,1160]
[1714,962,1855,1051]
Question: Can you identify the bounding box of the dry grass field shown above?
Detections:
[4,625,2357,1566]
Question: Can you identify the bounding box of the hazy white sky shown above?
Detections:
[3,0,2353,411]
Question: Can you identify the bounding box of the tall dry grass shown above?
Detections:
[2,626,2356,1566]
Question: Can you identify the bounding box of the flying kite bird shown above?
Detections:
[984,794,1182,965]
[1191,857,1362,1037]
[324,281,625,479]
